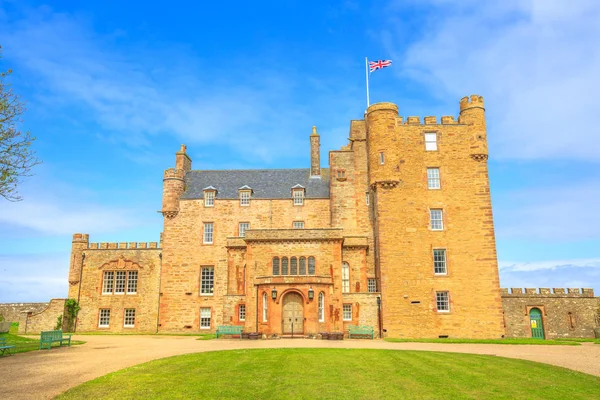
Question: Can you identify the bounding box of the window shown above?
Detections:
[368,278,377,293]
[262,293,268,322]
[308,257,316,275]
[103,271,137,295]
[425,133,438,151]
[127,271,138,294]
[299,257,307,275]
[240,191,251,206]
[430,209,443,230]
[203,222,214,244]
[290,257,298,275]
[433,249,447,275]
[204,191,215,207]
[436,291,450,312]
[343,304,352,321]
[318,292,325,322]
[200,307,211,329]
[281,257,289,275]
[239,304,246,321]
[293,221,305,229]
[336,169,346,180]
[427,168,440,189]
[98,309,110,327]
[379,152,385,164]
[366,192,369,206]
[115,271,126,294]
[293,190,304,206]
[342,262,350,293]
[124,309,135,327]
[239,222,250,237]
[272,257,280,275]
[102,271,114,294]
[200,267,214,295]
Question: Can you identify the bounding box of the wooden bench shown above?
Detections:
[348,325,375,339]
[216,325,243,339]
[39,330,72,350]
[0,337,16,356]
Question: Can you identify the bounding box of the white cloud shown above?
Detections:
[0,7,357,164]
[385,0,600,161]
[0,253,68,302]
[494,181,600,241]
[499,258,600,272]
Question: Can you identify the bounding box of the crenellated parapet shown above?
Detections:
[501,288,595,297]
[459,95,485,112]
[87,242,159,250]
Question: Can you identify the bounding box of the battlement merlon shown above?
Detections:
[163,168,185,180]
[501,288,595,297]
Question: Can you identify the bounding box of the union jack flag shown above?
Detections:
[369,59,392,73]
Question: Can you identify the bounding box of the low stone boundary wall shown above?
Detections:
[18,299,67,334]
[0,302,49,325]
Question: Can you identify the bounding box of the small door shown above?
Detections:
[282,292,304,334]
[529,308,544,339]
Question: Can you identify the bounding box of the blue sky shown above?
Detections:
[0,0,599,302]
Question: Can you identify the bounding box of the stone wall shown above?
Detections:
[0,302,48,325]
[19,299,66,334]
[366,97,505,339]
[68,234,162,333]
[502,288,599,338]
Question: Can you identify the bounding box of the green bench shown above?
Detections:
[0,337,16,356]
[216,325,243,339]
[39,330,72,350]
[348,325,375,339]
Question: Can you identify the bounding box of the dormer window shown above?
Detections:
[203,186,216,207]
[238,186,252,206]
[291,184,305,206]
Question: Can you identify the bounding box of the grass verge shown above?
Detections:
[57,348,600,400]
[0,322,85,355]
[384,337,580,345]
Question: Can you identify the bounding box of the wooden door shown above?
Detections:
[282,292,304,334]
[529,308,544,339]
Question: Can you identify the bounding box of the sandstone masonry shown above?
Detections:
[61,96,599,339]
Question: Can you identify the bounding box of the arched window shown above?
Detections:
[290,257,298,275]
[282,257,289,275]
[262,292,268,322]
[318,292,325,322]
[342,262,350,293]
[272,257,280,275]
[299,257,307,275]
[308,257,315,275]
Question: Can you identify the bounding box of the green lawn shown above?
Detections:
[58,349,600,400]
[384,337,581,345]
[0,323,85,355]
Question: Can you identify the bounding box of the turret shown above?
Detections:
[310,126,321,177]
[365,102,400,188]
[459,95,488,161]
[162,145,192,218]
[68,233,89,298]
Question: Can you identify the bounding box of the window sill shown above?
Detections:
[436,310,450,313]
[200,293,214,296]
[342,319,352,322]
[200,326,211,330]
[124,325,135,328]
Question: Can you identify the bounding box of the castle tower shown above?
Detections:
[68,233,89,299]
[310,126,321,176]
[366,97,505,339]
[162,145,192,219]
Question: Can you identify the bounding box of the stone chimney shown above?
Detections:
[310,126,321,177]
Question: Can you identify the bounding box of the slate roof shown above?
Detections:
[181,168,330,200]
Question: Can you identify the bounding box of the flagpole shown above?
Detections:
[365,57,370,108]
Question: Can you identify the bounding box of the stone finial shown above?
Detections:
[311,126,318,136]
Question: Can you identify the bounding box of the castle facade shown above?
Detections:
[67,96,508,338]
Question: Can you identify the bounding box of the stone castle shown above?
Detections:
[44,96,596,339]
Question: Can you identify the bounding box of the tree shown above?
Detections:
[1,45,40,201]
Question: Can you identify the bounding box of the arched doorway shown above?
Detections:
[529,308,544,339]
[282,292,304,335]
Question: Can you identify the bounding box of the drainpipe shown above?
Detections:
[156,252,163,333]
[74,253,85,333]
[255,285,259,333]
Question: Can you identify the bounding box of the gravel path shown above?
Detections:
[1,335,598,400]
